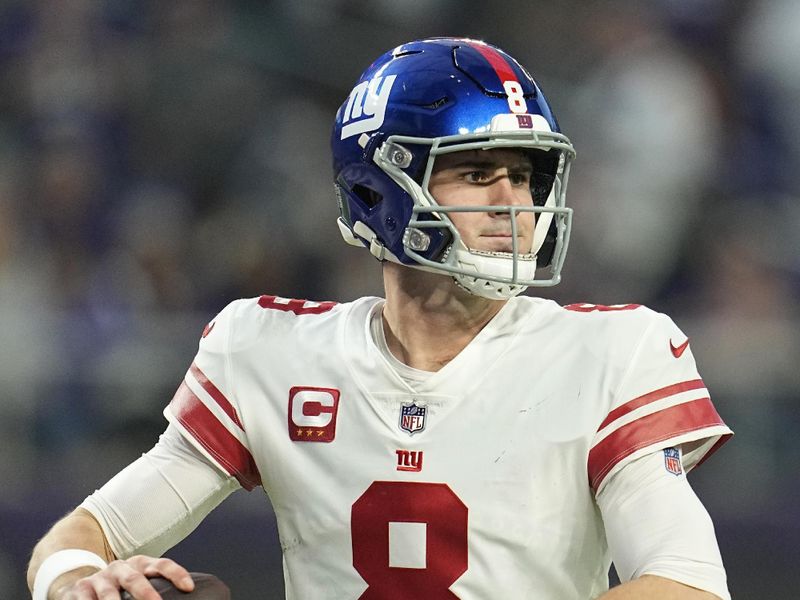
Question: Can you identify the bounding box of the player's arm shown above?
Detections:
[27,508,193,600]
[598,574,721,599]
[595,449,729,600]
[27,424,239,599]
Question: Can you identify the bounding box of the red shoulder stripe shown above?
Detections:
[169,382,261,490]
[588,397,729,490]
[190,363,243,430]
[598,379,706,431]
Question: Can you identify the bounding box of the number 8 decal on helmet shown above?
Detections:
[502,81,528,113]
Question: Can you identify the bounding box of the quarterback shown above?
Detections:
[28,38,732,600]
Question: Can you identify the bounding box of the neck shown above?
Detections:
[381,262,506,371]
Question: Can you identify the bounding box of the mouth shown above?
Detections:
[480,231,519,240]
[477,234,530,253]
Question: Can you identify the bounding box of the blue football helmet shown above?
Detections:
[331,37,576,299]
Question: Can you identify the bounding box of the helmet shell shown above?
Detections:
[332,38,562,265]
[331,38,574,297]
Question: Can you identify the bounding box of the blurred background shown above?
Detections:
[1,0,798,598]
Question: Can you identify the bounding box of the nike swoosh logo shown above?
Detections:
[670,338,690,358]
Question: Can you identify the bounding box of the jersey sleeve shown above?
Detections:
[588,311,732,492]
[80,424,239,558]
[597,449,730,600]
[163,299,262,490]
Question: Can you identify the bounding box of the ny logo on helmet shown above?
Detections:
[340,75,397,140]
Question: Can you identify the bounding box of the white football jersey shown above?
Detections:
[164,294,731,599]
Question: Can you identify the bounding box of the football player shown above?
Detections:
[28,38,732,600]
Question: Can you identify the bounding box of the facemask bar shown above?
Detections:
[407,204,573,286]
[374,128,576,287]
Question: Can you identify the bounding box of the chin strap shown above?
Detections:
[450,247,536,300]
[337,217,363,247]
[344,220,401,263]
[336,216,400,262]
[452,274,528,300]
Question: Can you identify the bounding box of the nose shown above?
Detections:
[486,171,521,215]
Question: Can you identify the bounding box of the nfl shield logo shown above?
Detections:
[400,402,426,435]
[663,447,683,476]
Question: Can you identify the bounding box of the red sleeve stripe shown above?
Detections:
[466,41,518,85]
[169,382,261,490]
[598,379,706,431]
[189,362,244,430]
[588,397,728,490]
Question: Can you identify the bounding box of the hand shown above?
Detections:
[55,555,194,600]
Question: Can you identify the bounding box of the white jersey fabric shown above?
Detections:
[153,294,730,599]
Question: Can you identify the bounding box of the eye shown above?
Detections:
[509,171,532,186]
[463,170,488,183]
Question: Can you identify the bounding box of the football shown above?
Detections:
[121,572,230,599]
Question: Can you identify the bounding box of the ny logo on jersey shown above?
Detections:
[288,386,340,442]
[399,402,426,435]
[396,449,423,472]
[340,74,397,140]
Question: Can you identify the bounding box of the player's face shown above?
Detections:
[428,149,535,254]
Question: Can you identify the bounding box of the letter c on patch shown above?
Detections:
[288,386,340,442]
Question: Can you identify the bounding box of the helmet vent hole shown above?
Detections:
[353,184,382,208]
[393,49,423,58]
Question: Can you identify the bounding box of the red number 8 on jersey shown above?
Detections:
[351,481,468,599]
